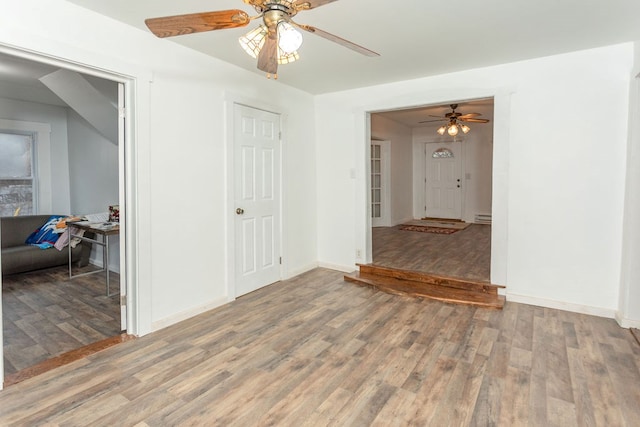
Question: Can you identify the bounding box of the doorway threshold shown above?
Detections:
[3,333,135,387]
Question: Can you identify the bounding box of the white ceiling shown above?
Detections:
[0,53,118,107]
[64,0,640,95]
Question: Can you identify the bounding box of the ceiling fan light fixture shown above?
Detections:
[437,126,447,135]
[277,21,303,54]
[461,124,471,134]
[239,25,268,59]
[277,49,300,64]
[447,124,459,136]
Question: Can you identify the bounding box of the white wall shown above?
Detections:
[67,109,118,214]
[0,1,317,335]
[67,109,119,272]
[371,114,413,225]
[617,43,640,327]
[316,43,632,317]
[0,96,71,213]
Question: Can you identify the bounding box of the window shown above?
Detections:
[371,143,382,218]
[432,147,454,159]
[0,132,36,216]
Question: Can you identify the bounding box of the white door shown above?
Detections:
[234,104,281,297]
[425,142,462,219]
[371,141,391,227]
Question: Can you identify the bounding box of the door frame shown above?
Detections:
[224,94,285,300]
[0,44,143,389]
[356,91,511,287]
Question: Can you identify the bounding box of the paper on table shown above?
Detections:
[84,212,110,223]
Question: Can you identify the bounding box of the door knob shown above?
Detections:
[457,185,461,188]
[236,208,244,215]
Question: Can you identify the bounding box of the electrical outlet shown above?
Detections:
[356,249,362,258]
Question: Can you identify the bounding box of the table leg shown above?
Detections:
[68,229,72,278]
[105,234,110,296]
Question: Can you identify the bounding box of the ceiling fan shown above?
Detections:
[145,0,380,78]
[419,103,490,136]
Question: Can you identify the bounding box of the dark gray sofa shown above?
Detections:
[1,215,92,276]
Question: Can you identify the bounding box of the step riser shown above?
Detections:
[358,264,504,295]
[345,265,505,309]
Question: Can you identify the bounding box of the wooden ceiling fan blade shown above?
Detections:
[295,23,379,57]
[419,119,447,123]
[459,113,481,118]
[145,9,250,38]
[461,118,490,123]
[257,35,278,75]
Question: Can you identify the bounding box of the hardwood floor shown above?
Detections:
[2,265,121,376]
[345,264,505,308]
[0,268,638,426]
[373,223,491,282]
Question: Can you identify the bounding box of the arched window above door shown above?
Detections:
[432,148,454,159]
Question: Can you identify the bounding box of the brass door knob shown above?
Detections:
[236,208,244,215]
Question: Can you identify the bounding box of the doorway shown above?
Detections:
[0,50,133,386]
[368,99,494,281]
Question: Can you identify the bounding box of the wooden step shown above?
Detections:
[357,264,505,295]
[344,266,505,309]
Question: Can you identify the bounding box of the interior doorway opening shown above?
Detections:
[368,98,494,282]
[0,50,134,387]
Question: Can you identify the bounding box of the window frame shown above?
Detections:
[0,130,38,215]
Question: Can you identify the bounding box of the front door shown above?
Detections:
[425,142,462,219]
[233,104,281,297]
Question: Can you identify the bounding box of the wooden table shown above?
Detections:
[67,221,120,296]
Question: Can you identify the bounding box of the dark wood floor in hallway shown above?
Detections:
[373,223,491,282]
[0,268,638,426]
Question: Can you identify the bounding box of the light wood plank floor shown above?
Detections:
[2,265,121,375]
[0,268,638,426]
[373,224,491,282]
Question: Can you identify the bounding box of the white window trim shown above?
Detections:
[0,119,52,213]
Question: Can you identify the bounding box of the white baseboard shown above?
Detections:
[506,292,616,319]
[284,262,319,280]
[318,262,357,273]
[151,296,232,332]
[615,311,640,328]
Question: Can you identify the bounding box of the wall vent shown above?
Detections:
[474,213,492,224]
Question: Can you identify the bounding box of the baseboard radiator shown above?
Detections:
[474,213,492,224]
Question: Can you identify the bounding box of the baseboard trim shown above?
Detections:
[615,311,640,328]
[318,262,357,273]
[151,296,231,332]
[506,292,616,319]
[284,262,319,280]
